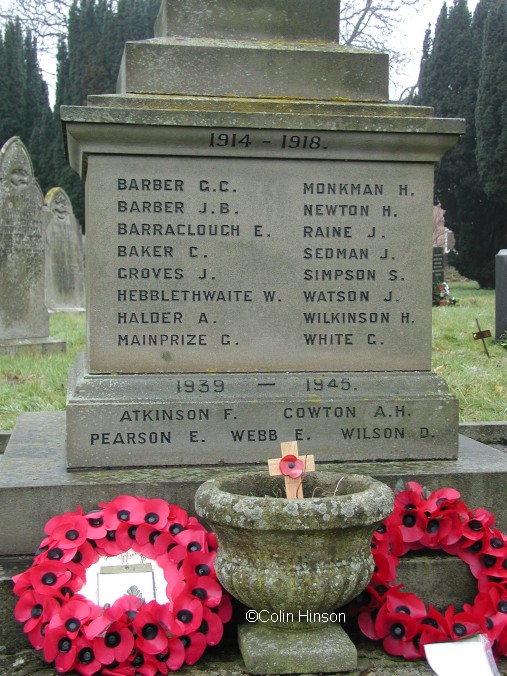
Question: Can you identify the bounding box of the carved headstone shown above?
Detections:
[0,138,66,354]
[496,249,507,340]
[45,187,85,312]
[0,137,48,340]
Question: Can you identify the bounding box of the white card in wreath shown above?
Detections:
[81,550,168,606]
[424,634,500,676]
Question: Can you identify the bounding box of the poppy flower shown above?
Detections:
[14,589,60,633]
[92,530,125,557]
[101,662,135,676]
[84,509,108,539]
[465,584,507,640]
[132,523,164,559]
[198,606,225,646]
[376,610,419,658]
[48,596,97,635]
[94,619,135,665]
[130,651,162,676]
[461,508,496,543]
[215,592,233,623]
[139,498,171,530]
[180,631,207,665]
[424,487,463,512]
[205,531,218,552]
[445,606,481,640]
[181,550,217,581]
[73,636,103,676]
[186,573,224,608]
[85,603,126,640]
[25,621,49,651]
[133,600,171,655]
[376,588,427,623]
[25,561,73,595]
[42,507,91,550]
[279,454,305,479]
[169,592,204,635]
[371,538,398,583]
[158,635,186,671]
[153,531,186,569]
[99,495,146,530]
[114,521,138,551]
[173,528,207,554]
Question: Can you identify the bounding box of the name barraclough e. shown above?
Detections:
[118,223,240,236]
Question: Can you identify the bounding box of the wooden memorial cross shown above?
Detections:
[473,318,492,358]
[268,441,315,500]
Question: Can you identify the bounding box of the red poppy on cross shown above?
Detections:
[267,441,315,500]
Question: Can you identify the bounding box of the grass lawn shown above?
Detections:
[0,282,505,431]
[0,312,86,431]
[431,279,506,422]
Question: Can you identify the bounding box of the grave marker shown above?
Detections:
[473,319,492,358]
[0,137,65,355]
[495,250,507,341]
[45,187,85,312]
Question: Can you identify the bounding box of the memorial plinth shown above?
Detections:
[60,0,465,469]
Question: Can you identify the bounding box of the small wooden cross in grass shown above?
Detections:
[267,441,315,499]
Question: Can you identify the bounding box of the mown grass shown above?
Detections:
[0,312,86,430]
[431,279,506,421]
[0,285,505,431]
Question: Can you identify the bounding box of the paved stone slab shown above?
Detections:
[1,412,507,555]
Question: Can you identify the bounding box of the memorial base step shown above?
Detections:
[2,412,507,556]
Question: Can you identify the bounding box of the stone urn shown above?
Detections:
[195,471,393,674]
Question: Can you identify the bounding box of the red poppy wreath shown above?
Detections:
[12,495,232,675]
[349,481,507,660]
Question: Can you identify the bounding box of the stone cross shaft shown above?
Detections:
[268,441,316,500]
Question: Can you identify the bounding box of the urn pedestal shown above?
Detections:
[195,471,394,674]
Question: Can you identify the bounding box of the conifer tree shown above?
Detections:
[416,0,505,287]
[0,20,26,145]
[476,0,507,206]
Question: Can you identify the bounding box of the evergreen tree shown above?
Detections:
[416,0,505,288]
[0,20,26,145]
[476,0,507,228]
[0,20,54,195]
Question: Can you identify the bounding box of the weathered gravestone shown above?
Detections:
[496,249,507,340]
[45,187,85,312]
[61,0,465,469]
[0,137,65,355]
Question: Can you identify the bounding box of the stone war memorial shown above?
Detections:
[45,186,86,312]
[0,137,66,355]
[3,0,507,673]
